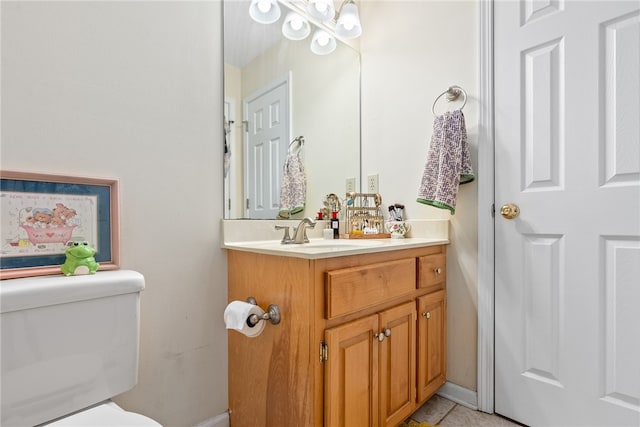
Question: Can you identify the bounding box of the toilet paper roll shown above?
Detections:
[224,300,266,338]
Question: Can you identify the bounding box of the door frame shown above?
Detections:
[477,0,495,414]
[224,96,238,219]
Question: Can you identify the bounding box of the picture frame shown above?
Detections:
[1,171,120,279]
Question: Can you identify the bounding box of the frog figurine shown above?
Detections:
[60,241,99,276]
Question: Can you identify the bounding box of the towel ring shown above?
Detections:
[288,136,304,154]
[432,86,467,116]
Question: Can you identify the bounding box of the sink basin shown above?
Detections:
[235,239,387,253]
[232,238,386,250]
[304,239,386,248]
[276,239,388,251]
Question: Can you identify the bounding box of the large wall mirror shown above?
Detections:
[223,0,361,219]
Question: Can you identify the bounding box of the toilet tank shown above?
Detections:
[1,270,145,427]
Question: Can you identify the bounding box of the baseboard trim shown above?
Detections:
[193,411,229,427]
[194,384,475,426]
[436,381,478,411]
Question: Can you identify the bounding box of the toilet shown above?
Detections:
[1,270,161,426]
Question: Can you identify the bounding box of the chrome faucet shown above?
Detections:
[292,217,316,244]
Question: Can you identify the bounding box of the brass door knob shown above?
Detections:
[500,203,520,219]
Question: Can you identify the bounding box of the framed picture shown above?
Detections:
[0,171,120,279]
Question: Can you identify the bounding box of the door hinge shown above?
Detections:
[491,203,495,217]
[320,341,328,363]
[246,198,250,210]
[242,120,249,132]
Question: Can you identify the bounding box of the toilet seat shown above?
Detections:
[46,401,161,426]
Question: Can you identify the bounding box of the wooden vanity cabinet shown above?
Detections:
[324,301,416,427]
[227,245,447,427]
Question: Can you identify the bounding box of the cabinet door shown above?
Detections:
[417,290,447,402]
[325,314,379,427]
[379,302,417,427]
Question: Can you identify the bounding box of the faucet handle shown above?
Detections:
[275,225,293,244]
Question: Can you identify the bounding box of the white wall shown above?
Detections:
[224,63,244,216]
[360,1,479,392]
[1,2,228,425]
[231,37,360,219]
[2,0,481,422]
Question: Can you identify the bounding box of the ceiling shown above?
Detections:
[223,1,283,68]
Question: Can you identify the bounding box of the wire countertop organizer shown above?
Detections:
[342,192,390,238]
[432,85,467,116]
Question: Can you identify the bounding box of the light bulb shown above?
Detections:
[291,18,303,30]
[335,1,361,39]
[250,0,281,24]
[307,0,334,21]
[311,29,335,55]
[257,0,271,13]
[282,12,310,40]
[315,2,328,13]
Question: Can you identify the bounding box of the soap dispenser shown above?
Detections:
[331,211,340,239]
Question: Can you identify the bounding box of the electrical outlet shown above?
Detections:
[346,177,356,193]
[367,174,379,193]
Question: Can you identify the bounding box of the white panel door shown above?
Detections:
[244,77,289,219]
[495,1,640,426]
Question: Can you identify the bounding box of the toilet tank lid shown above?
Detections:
[1,270,145,314]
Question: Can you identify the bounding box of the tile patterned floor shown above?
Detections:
[407,395,525,426]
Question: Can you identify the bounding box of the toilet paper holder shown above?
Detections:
[246,297,281,326]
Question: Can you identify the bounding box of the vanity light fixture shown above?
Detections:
[306,0,335,22]
[249,0,281,24]
[310,28,337,55]
[282,11,311,40]
[249,0,361,55]
[335,0,361,39]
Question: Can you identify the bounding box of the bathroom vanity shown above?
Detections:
[225,230,448,427]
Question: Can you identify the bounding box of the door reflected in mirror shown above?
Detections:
[223,0,361,219]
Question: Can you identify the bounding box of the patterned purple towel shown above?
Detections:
[417,109,474,214]
[278,152,306,218]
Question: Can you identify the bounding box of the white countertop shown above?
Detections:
[222,219,449,259]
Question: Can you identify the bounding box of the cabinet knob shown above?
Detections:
[422,312,431,319]
[374,329,391,342]
[433,267,442,275]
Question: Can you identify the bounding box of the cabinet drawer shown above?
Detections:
[417,254,446,292]
[326,258,416,319]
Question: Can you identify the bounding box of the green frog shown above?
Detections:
[60,241,99,276]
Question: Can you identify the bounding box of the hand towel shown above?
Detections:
[278,152,306,218]
[417,109,474,214]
